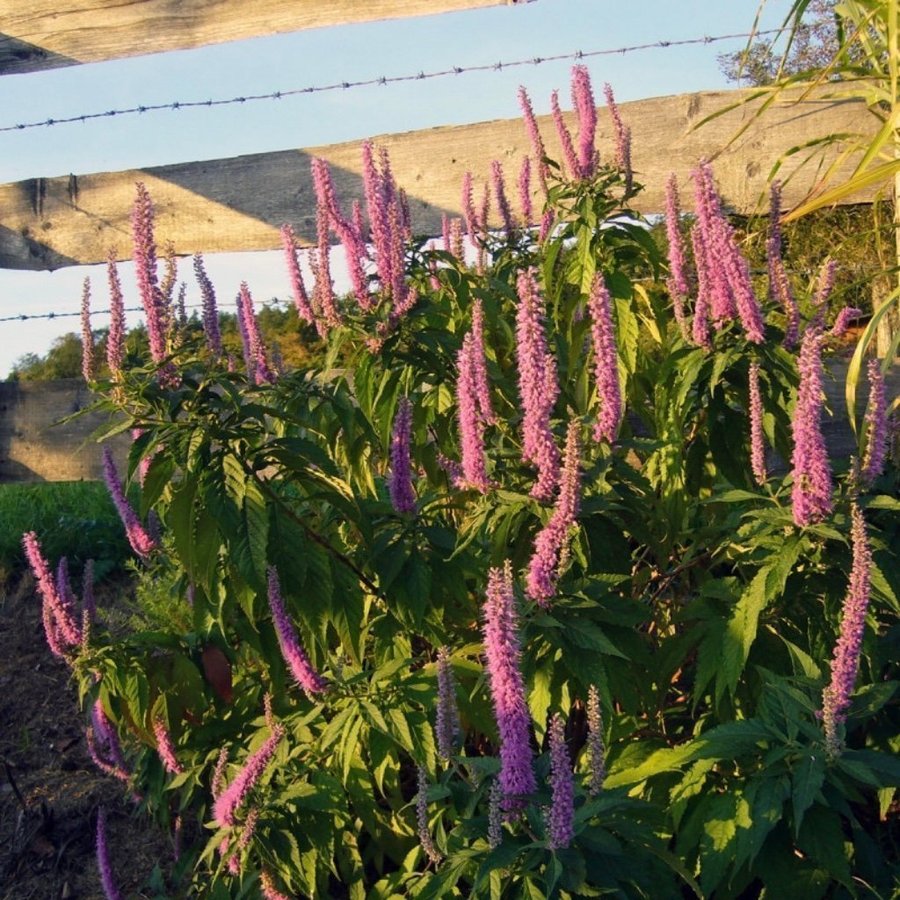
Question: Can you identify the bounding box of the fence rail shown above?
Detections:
[0,0,510,76]
[0,87,878,272]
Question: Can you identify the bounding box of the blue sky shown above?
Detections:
[0,0,792,376]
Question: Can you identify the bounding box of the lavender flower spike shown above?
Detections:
[831,306,864,339]
[861,358,888,485]
[664,174,690,332]
[81,277,94,383]
[214,722,285,827]
[96,808,123,900]
[22,531,81,647]
[749,361,767,486]
[193,253,222,355]
[106,253,126,380]
[790,327,833,526]
[266,567,328,694]
[546,713,574,850]
[153,717,183,775]
[587,274,622,445]
[822,503,872,757]
[131,182,168,365]
[416,765,443,864]
[388,397,417,515]
[483,562,536,812]
[102,448,157,558]
[436,646,461,760]
[526,420,582,604]
[586,685,606,796]
[260,870,292,900]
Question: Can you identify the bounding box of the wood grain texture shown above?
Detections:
[0,87,878,270]
[0,0,512,74]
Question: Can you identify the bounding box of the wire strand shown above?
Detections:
[0,30,779,135]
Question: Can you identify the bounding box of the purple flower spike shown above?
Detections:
[456,333,493,493]
[102,448,157,558]
[491,160,516,237]
[96,808,123,900]
[436,647,461,760]
[831,307,864,339]
[688,226,712,349]
[131,182,168,365]
[388,397,416,515]
[791,327,833,526]
[603,83,631,190]
[587,275,622,445]
[193,253,222,355]
[483,562,536,812]
[80,277,94,382]
[587,685,606,796]
[238,283,275,385]
[518,157,533,226]
[526,420,582,604]
[213,721,285,828]
[515,269,561,501]
[861,358,888,485]
[546,713,574,850]
[665,174,690,331]
[822,502,872,757]
[266,567,328,695]
[23,531,81,648]
[153,717,183,775]
[106,253,126,380]
[749,361,767,486]
[416,765,443,864]
[692,163,765,342]
[550,90,579,181]
[88,700,129,782]
[518,86,549,195]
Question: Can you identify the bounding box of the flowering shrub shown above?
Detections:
[31,66,899,898]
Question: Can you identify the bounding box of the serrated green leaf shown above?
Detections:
[791,754,825,836]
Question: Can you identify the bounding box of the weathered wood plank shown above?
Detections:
[0,0,512,75]
[0,379,129,482]
[0,87,878,271]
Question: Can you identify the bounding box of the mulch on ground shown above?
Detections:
[0,574,173,900]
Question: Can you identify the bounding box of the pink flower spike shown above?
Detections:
[518,85,549,195]
[861,358,888,485]
[587,274,622,445]
[266,567,328,695]
[749,361,767,486]
[821,503,872,757]
[102,447,157,559]
[550,90,579,181]
[213,722,285,828]
[23,531,81,647]
[153,717,183,775]
[193,253,222,355]
[603,83,631,190]
[106,253,126,379]
[572,66,598,179]
[80,277,94,383]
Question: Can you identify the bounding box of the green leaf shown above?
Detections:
[721,567,771,697]
[791,753,825,837]
[243,477,269,586]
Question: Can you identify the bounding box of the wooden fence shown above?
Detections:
[0,87,879,271]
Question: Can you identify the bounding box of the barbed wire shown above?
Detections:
[0,30,780,135]
[0,298,294,324]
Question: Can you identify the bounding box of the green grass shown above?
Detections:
[0,481,131,583]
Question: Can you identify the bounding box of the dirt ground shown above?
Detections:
[0,574,172,900]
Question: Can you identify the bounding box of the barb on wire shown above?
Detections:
[0,298,294,324]
[0,30,780,135]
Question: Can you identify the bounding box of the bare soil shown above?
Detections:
[0,574,172,900]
